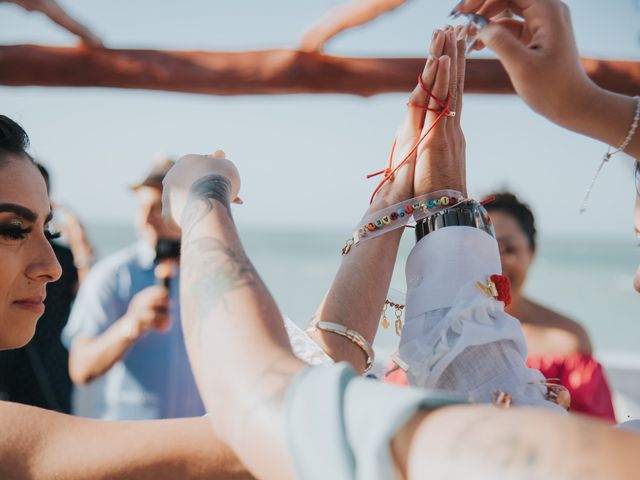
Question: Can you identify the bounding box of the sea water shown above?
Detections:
[76,222,639,418]
[87,222,639,357]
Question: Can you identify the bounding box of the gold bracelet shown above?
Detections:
[311,321,375,373]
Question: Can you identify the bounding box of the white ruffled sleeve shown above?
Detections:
[397,226,564,411]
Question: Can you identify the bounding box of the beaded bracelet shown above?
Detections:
[307,321,375,373]
[581,95,640,213]
[342,189,464,255]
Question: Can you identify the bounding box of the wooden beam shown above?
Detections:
[0,45,638,97]
[2,0,102,47]
[300,0,409,52]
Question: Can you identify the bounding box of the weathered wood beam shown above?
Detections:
[0,45,638,97]
[2,0,102,47]
[300,0,409,52]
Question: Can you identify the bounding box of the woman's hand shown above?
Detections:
[162,151,241,229]
[370,28,459,208]
[453,0,596,129]
[454,0,640,159]
[413,26,467,197]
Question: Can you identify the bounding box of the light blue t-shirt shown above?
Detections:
[62,241,205,420]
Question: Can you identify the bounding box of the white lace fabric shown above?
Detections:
[398,226,564,412]
[284,316,334,366]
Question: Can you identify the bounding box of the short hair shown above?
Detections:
[484,191,537,251]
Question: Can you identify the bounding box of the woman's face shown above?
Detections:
[490,210,534,295]
[0,156,61,349]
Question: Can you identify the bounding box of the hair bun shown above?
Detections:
[0,115,29,155]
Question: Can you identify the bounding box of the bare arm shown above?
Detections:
[311,26,464,372]
[67,319,138,384]
[394,404,640,480]
[68,285,169,384]
[162,165,304,480]
[0,401,251,480]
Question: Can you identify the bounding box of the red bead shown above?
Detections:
[405,205,414,214]
[390,212,398,221]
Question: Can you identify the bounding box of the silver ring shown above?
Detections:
[445,111,456,117]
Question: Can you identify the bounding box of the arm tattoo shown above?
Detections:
[181,174,232,233]
[184,237,257,321]
[180,175,256,321]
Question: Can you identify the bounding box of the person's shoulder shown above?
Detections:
[81,244,140,286]
[526,300,593,355]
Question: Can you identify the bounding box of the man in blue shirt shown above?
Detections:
[63,159,204,420]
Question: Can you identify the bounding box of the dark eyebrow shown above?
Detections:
[0,203,38,222]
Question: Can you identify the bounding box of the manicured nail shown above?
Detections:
[449,0,465,17]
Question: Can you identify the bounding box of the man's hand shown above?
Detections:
[414,27,467,196]
[162,151,241,229]
[121,285,171,338]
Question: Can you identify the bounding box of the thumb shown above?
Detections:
[478,21,531,71]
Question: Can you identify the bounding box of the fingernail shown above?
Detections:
[449,0,464,17]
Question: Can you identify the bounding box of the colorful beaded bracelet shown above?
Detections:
[342,189,464,255]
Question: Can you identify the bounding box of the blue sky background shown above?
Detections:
[1,0,639,239]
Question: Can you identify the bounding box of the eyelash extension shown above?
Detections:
[0,225,61,242]
[0,225,31,240]
[45,230,61,242]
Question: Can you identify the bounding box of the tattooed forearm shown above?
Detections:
[184,236,257,321]
[182,174,232,233]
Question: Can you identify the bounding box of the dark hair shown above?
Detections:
[36,162,51,192]
[484,191,537,251]
[0,115,30,160]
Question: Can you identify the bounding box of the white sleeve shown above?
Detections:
[398,226,564,412]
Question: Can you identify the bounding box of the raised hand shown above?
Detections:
[413,26,467,197]
[161,151,241,230]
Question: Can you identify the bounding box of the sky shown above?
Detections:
[1,0,639,240]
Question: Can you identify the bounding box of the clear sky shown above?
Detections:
[1,0,639,240]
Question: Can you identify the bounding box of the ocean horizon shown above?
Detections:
[84,221,640,357]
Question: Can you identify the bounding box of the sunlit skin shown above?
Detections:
[134,185,180,247]
[0,156,62,350]
[633,195,640,292]
[491,210,591,357]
